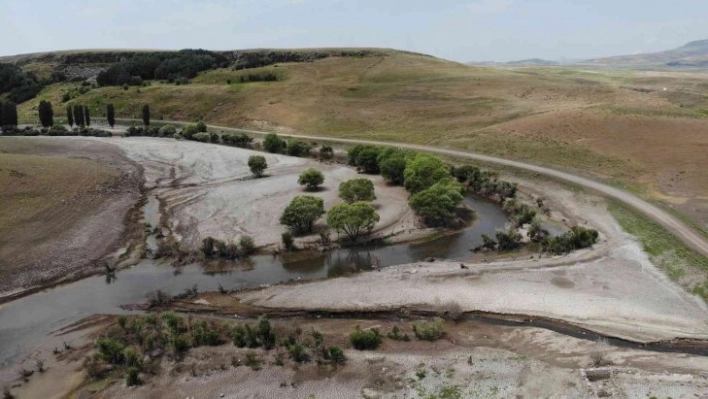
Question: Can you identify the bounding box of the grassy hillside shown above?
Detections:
[14,50,708,230]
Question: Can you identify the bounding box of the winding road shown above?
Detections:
[117,118,708,257]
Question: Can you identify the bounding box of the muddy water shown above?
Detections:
[0,197,507,370]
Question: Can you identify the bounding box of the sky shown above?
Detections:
[1,0,707,62]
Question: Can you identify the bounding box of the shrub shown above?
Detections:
[232,325,247,348]
[201,237,215,258]
[196,120,207,132]
[287,140,311,157]
[527,220,549,243]
[298,168,325,191]
[239,236,256,256]
[542,226,599,255]
[328,346,346,366]
[126,366,141,386]
[280,195,325,234]
[319,145,334,159]
[263,133,286,153]
[181,123,199,140]
[387,325,411,341]
[96,338,125,364]
[349,326,382,350]
[495,229,523,251]
[380,154,407,185]
[248,155,268,177]
[339,178,376,203]
[288,344,308,363]
[192,320,222,346]
[282,232,295,251]
[412,318,444,341]
[194,132,211,142]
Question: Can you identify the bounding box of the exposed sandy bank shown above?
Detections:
[107,137,420,248]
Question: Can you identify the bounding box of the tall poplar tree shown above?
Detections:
[66,105,73,127]
[106,104,115,128]
[141,104,150,127]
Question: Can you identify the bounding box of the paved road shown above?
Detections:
[116,118,708,257]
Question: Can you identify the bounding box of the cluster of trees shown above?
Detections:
[66,104,91,127]
[451,165,517,203]
[238,72,278,83]
[346,145,469,227]
[126,124,177,138]
[0,101,18,128]
[232,49,380,70]
[281,176,380,242]
[0,63,43,103]
[96,50,229,86]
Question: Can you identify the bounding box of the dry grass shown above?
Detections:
[16,51,708,227]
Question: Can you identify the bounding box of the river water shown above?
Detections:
[0,197,507,370]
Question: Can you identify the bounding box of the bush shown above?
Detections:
[349,326,382,350]
[319,145,334,159]
[379,154,407,185]
[409,180,465,227]
[248,155,268,177]
[96,338,125,364]
[193,132,211,142]
[280,196,325,234]
[495,229,523,251]
[387,325,410,341]
[298,168,325,191]
[412,318,444,341]
[288,344,308,363]
[282,232,295,251]
[286,140,310,157]
[201,237,216,258]
[239,236,256,256]
[181,123,199,140]
[158,124,176,137]
[126,366,141,386]
[192,320,222,346]
[328,346,346,365]
[339,178,376,203]
[542,226,599,255]
[263,133,286,153]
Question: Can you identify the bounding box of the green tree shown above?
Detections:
[38,100,54,127]
[196,120,207,132]
[84,105,90,126]
[378,148,409,185]
[298,168,325,191]
[528,220,549,243]
[141,104,150,126]
[66,105,73,127]
[280,195,325,234]
[326,202,380,241]
[319,145,334,159]
[106,104,115,128]
[0,101,17,127]
[409,180,465,227]
[73,104,84,127]
[355,146,382,174]
[263,133,286,153]
[403,154,451,193]
[339,178,376,203]
[248,155,268,177]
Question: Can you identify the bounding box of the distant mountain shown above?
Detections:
[576,39,708,69]
[467,58,559,67]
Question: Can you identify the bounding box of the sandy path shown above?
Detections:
[117,118,708,257]
[106,138,417,248]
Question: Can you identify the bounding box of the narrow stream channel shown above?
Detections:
[0,197,508,369]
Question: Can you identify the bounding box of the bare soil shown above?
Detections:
[0,137,142,300]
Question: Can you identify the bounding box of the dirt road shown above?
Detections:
[115,118,708,257]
